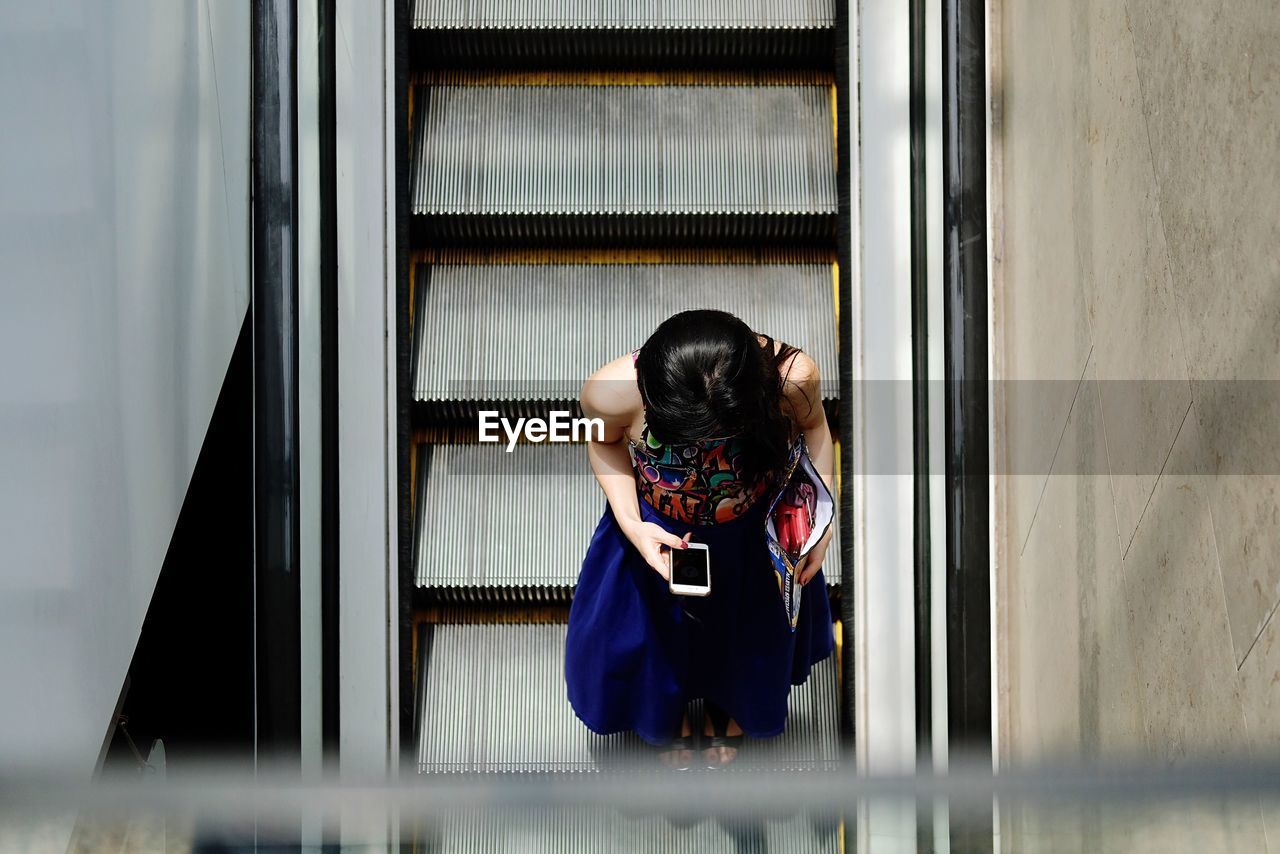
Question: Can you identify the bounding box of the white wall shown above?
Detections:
[0,0,250,777]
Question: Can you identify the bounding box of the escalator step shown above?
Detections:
[417,807,841,853]
[414,622,842,774]
[411,0,837,71]
[413,0,836,30]
[412,442,842,597]
[411,85,836,245]
[412,442,598,599]
[411,262,838,417]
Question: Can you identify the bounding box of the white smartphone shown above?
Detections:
[667,542,711,597]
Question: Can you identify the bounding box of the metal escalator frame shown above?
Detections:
[395,0,415,767]
[943,0,992,777]
[252,0,302,765]
[317,0,341,767]
[834,0,857,767]
[943,0,993,847]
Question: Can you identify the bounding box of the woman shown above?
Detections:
[564,309,836,770]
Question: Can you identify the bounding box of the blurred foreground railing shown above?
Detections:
[3,753,1280,850]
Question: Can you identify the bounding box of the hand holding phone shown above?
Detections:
[621,520,692,579]
[667,542,711,597]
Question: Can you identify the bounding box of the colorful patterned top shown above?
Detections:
[627,348,776,526]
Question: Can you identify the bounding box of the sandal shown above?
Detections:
[654,715,696,771]
[701,700,744,770]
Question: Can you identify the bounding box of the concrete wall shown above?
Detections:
[992,0,1280,848]
[0,0,250,778]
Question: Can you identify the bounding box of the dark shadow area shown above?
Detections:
[411,28,836,72]
[101,311,254,773]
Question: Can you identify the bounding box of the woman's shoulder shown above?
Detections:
[779,347,818,388]
[776,347,822,427]
[580,353,644,422]
[755,334,818,386]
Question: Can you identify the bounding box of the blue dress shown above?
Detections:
[564,369,836,746]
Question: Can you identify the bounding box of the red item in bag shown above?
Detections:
[773,482,816,559]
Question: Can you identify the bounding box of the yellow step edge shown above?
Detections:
[830,84,839,171]
[408,260,417,330]
[412,70,836,87]
[409,439,418,520]
[833,615,845,853]
[407,80,416,147]
[832,261,840,327]
[410,247,837,266]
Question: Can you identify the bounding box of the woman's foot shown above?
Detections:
[657,712,695,770]
[701,701,744,769]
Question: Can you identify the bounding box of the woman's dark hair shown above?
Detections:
[634,309,804,483]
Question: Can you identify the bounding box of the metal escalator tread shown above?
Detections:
[413,0,836,30]
[411,1,837,72]
[423,807,840,853]
[414,623,841,775]
[411,262,838,416]
[413,442,842,596]
[412,442,598,598]
[411,85,836,216]
[410,85,836,244]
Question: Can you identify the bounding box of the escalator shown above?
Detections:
[405,2,846,849]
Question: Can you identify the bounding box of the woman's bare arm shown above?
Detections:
[580,356,689,577]
[580,356,645,531]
